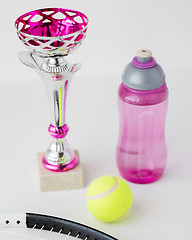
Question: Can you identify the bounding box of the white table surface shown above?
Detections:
[1,0,192,238]
[0,69,191,240]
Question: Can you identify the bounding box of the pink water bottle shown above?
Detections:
[116,49,168,184]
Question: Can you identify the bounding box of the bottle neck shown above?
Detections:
[121,82,167,94]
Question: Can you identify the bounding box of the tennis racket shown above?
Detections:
[0,213,118,240]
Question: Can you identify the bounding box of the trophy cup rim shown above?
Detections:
[15,8,89,57]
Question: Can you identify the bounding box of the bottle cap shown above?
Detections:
[122,49,165,90]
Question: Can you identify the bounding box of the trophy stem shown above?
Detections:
[18,53,81,172]
[36,58,80,172]
[38,71,69,127]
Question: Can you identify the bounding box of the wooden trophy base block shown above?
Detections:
[37,151,83,192]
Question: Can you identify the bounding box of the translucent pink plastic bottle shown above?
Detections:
[116,49,168,184]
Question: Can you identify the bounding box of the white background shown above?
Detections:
[0,0,192,239]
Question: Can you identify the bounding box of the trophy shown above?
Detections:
[15,8,88,173]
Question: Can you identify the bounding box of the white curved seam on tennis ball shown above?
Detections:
[87,177,118,200]
[111,209,130,223]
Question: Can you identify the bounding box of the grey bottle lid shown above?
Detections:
[122,49,165,90]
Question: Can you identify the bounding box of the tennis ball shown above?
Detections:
[86,176,133,222]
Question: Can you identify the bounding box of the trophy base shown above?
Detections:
[42,153,78,172]
[37,151,83,192]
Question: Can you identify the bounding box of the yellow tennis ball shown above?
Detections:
[86,176,133,222]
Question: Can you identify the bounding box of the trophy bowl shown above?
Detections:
[15,8,88,57]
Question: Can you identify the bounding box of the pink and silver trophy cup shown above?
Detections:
[15,8,88,172]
